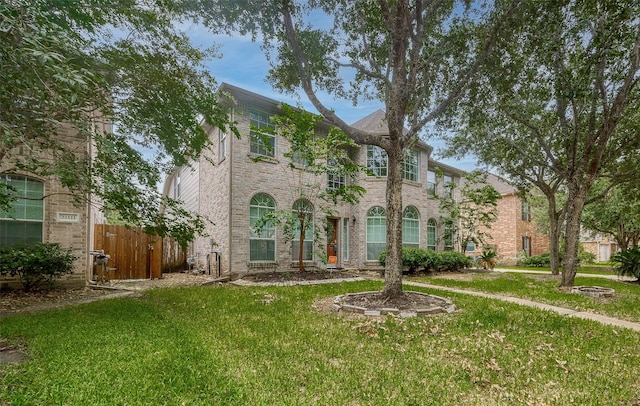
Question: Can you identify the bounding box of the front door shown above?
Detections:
[327,218,339,267]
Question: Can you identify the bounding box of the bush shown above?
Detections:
[378,248,470,273]
[524,252,551,267]
[611,247,640,280]
[0,243,76,291]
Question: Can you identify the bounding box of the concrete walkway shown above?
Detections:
[493,267,637,282]
[403,279,640,332]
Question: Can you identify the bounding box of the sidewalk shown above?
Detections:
[403,279,640,333]
[493,267,637,282]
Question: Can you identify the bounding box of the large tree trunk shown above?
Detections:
[542,188,563,275]
[561,191,586,287]
[382,147,404,298]
[548,208,562,276]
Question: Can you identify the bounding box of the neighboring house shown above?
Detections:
[465,172,549,264]
[581,232,618,262]
[163,83,465,278]
[0,122,107,287]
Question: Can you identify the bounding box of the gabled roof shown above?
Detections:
[350,109,393,136]
[351,109,432,153]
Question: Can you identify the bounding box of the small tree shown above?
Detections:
[436,170,501,254]
[252,105,365,272]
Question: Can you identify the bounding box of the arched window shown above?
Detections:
[0,175,44,246]
[426,219,437,251]
[249,193,276,261]
[402,206,420,247]
[292,199,313,261]
[366,206,386,260]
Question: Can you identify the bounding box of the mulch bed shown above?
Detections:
[340,291,449,311]
[242,270,356,283]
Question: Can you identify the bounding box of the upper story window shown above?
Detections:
[173,168,181,199]
[327,157,346,191]
[219,128,227,160]
[366,145,387,177]
[403,150,419,182]
[0,175,44,246]
[249,109,275,157]
[427,170,437,197]
[443,174,454,199]
[521,201,531,221]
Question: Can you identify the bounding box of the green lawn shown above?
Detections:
[410,272,640,322]
[2,280,640,405]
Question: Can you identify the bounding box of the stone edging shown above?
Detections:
[333,290,456,318]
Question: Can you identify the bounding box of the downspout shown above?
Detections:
[85,124,94,286]
[227,109,234,278]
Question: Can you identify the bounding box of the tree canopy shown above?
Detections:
[442,0,640,286]
[1,0,235,247]
[190,0,521,297]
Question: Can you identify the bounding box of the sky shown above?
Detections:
[184,24,479,172]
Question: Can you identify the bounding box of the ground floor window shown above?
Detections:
[342,218,349,261]
[366,206,386,260]
[292,199,313,261]
[522,236,531,256]
[426,219,437,250]
[402,206,419,247]
[444,221,455,251]
[0,175,44,246]
[249,193,276,261]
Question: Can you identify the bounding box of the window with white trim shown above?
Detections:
[0,175,44,246]
[403,150,419,181]
[219,128,227,160]
[327,157,346,191]
[367,145,387,177]
[444,221,455,251]
[443,174,454,199]
[426,219,437,250]
[292,199,313,261]
[366,206,386,260]
[249,193,276,261]
[427,170,437,197]
[342,218,349,261]
[249,109,275,157]
[402,206,420,247]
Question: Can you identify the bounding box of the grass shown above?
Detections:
[1,280,640,405]
[410,272,640,322]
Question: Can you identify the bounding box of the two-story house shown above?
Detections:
[465,172,549,264]
[164,84,464,278]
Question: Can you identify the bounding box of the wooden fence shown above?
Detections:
[93,224,162,280]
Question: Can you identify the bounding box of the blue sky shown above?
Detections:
[184,24,479,172]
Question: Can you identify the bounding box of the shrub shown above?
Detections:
[477,247,498,270]
[378,248,468,273]
[0,243,76,291]
[524,252,551,267]
[438,251,471,272]
[611,247,640,281]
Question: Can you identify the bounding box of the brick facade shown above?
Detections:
[1,122,106,287]
[467,173,549,264]
[169,84,466,278]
